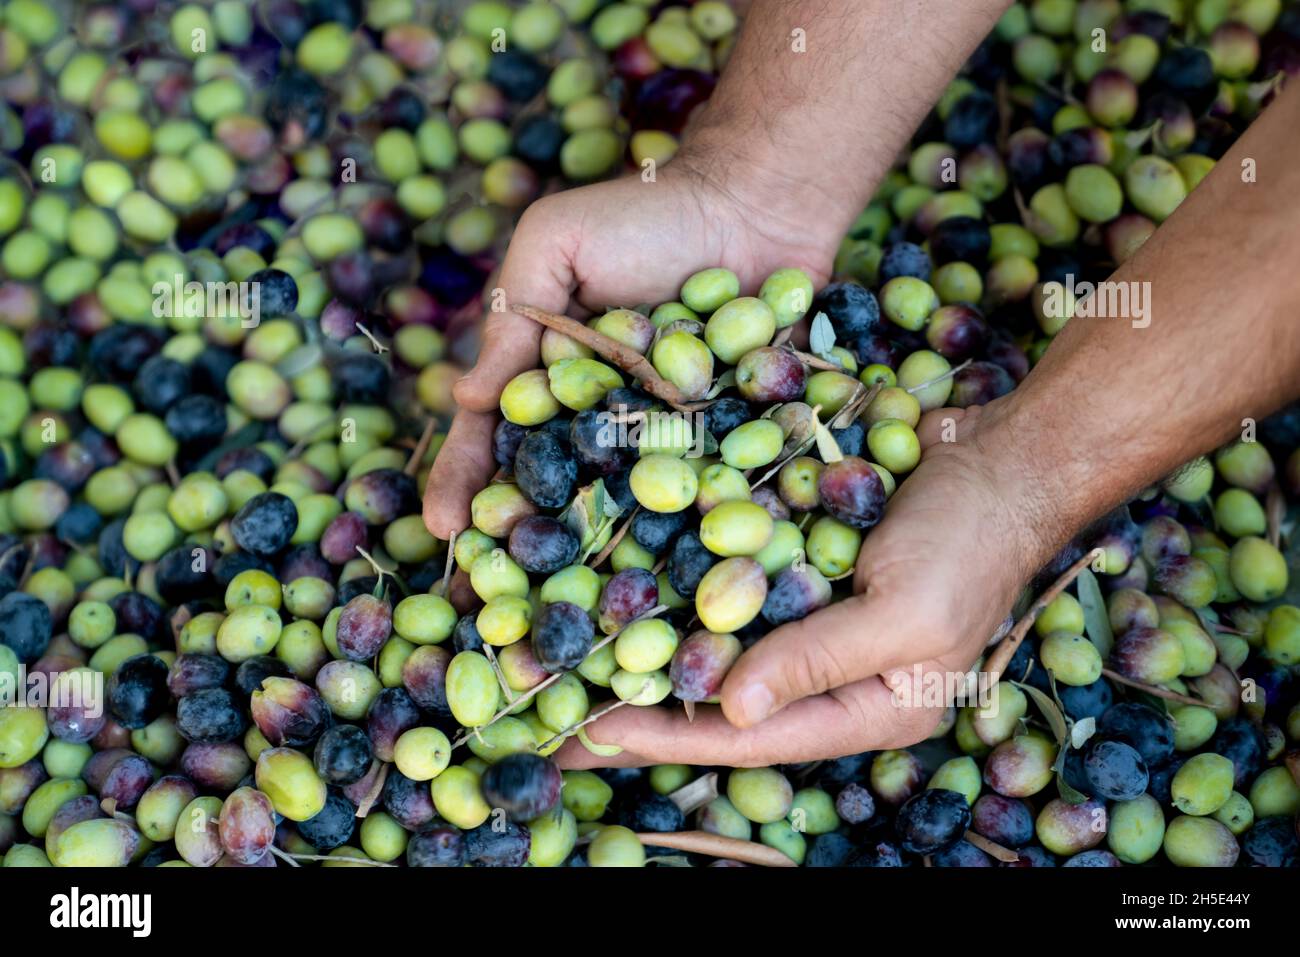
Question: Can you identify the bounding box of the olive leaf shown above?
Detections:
[813,419,843,464]
[1013,680,1069,746]
[1075,567,1113,659]
[700,429,719,456]
[599,484,621,519]
[808,311,836,360]
[1131,690,1170,716]
[567,480,622,556]
[194,422,264,473]
[1070,715,1097,750]
[276,342,325,379]
[1056,769,1091,805]
[706,369,736,399]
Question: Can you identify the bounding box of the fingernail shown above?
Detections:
[738,684,774,724]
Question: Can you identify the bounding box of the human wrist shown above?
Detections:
[957,395,1104,583]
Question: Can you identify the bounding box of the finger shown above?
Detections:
[422,408,499,540]
[718,591,945,728]
[454,207,577,412]
[915,406,970,450]
[557,676,943,767]
[553,738,651,770]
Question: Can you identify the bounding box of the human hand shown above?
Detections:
[423,156,843,540]
[556,403,1063,768]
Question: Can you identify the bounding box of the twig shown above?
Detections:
[165,461,181,488]
[963,830,1020,863]
[483,644,515,703]
[746,384,880,492]
[587,506,640,568]
[512,303,705,412]
[434,529,457,598]
[668,772,718,815]
[355,322,389,354]
[280,850,396,867]
[1265,482,1284,549]
[635,831,797,868]
[1100,669,1208,707]
[790,348,843,371]
[354,761,389,818]
[535,697,630,753]
[404,419,436,476]
[449,604,669,749]
[267,845,302,867]
[286,414,338,459]
[904,358,971,396]
[986,550,1101,684]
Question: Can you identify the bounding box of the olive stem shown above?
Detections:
[165,461,181,488]
[449,604,669,750]
[354,760,389,818]
[588,506,640,569]
[355,545,409,597]
[482,643,515,704]
[434,529,458,598]
[995,78,1012,154]
[985,549,1102,684]
[904,358,971,397]
[1265,482,1284,549]
[511,303,703,412]
[354,322,389,354]
[790,348,843,372]
[963,830,1020,863]
[285,415,337,459]
[744,384,881,492]
[634,831,798,868]
[1099,669,1208,708]
[535,697,630,753]
[281,849,396,867]
[267,845,302,867]
[403,418,436,477]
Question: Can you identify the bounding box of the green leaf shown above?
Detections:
[1050,736,1089,804]
[1076,567,1113,659]
[1056,773,1091,805]
[699,429,719,456]
[566,480,621,554]
[1132,690,1169,716]
[808,311,836,358]
[194,422,263,473]
[706,369,736,399]
[1013,680,1068,746]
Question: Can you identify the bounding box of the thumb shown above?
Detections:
[915,406,971,450]
[719,582,942,728]
[454,207,576,412]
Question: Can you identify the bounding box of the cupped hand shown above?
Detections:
[423,159,841,540]
[556,403,1055,769]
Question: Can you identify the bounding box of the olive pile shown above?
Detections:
[1,0,1299,870]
